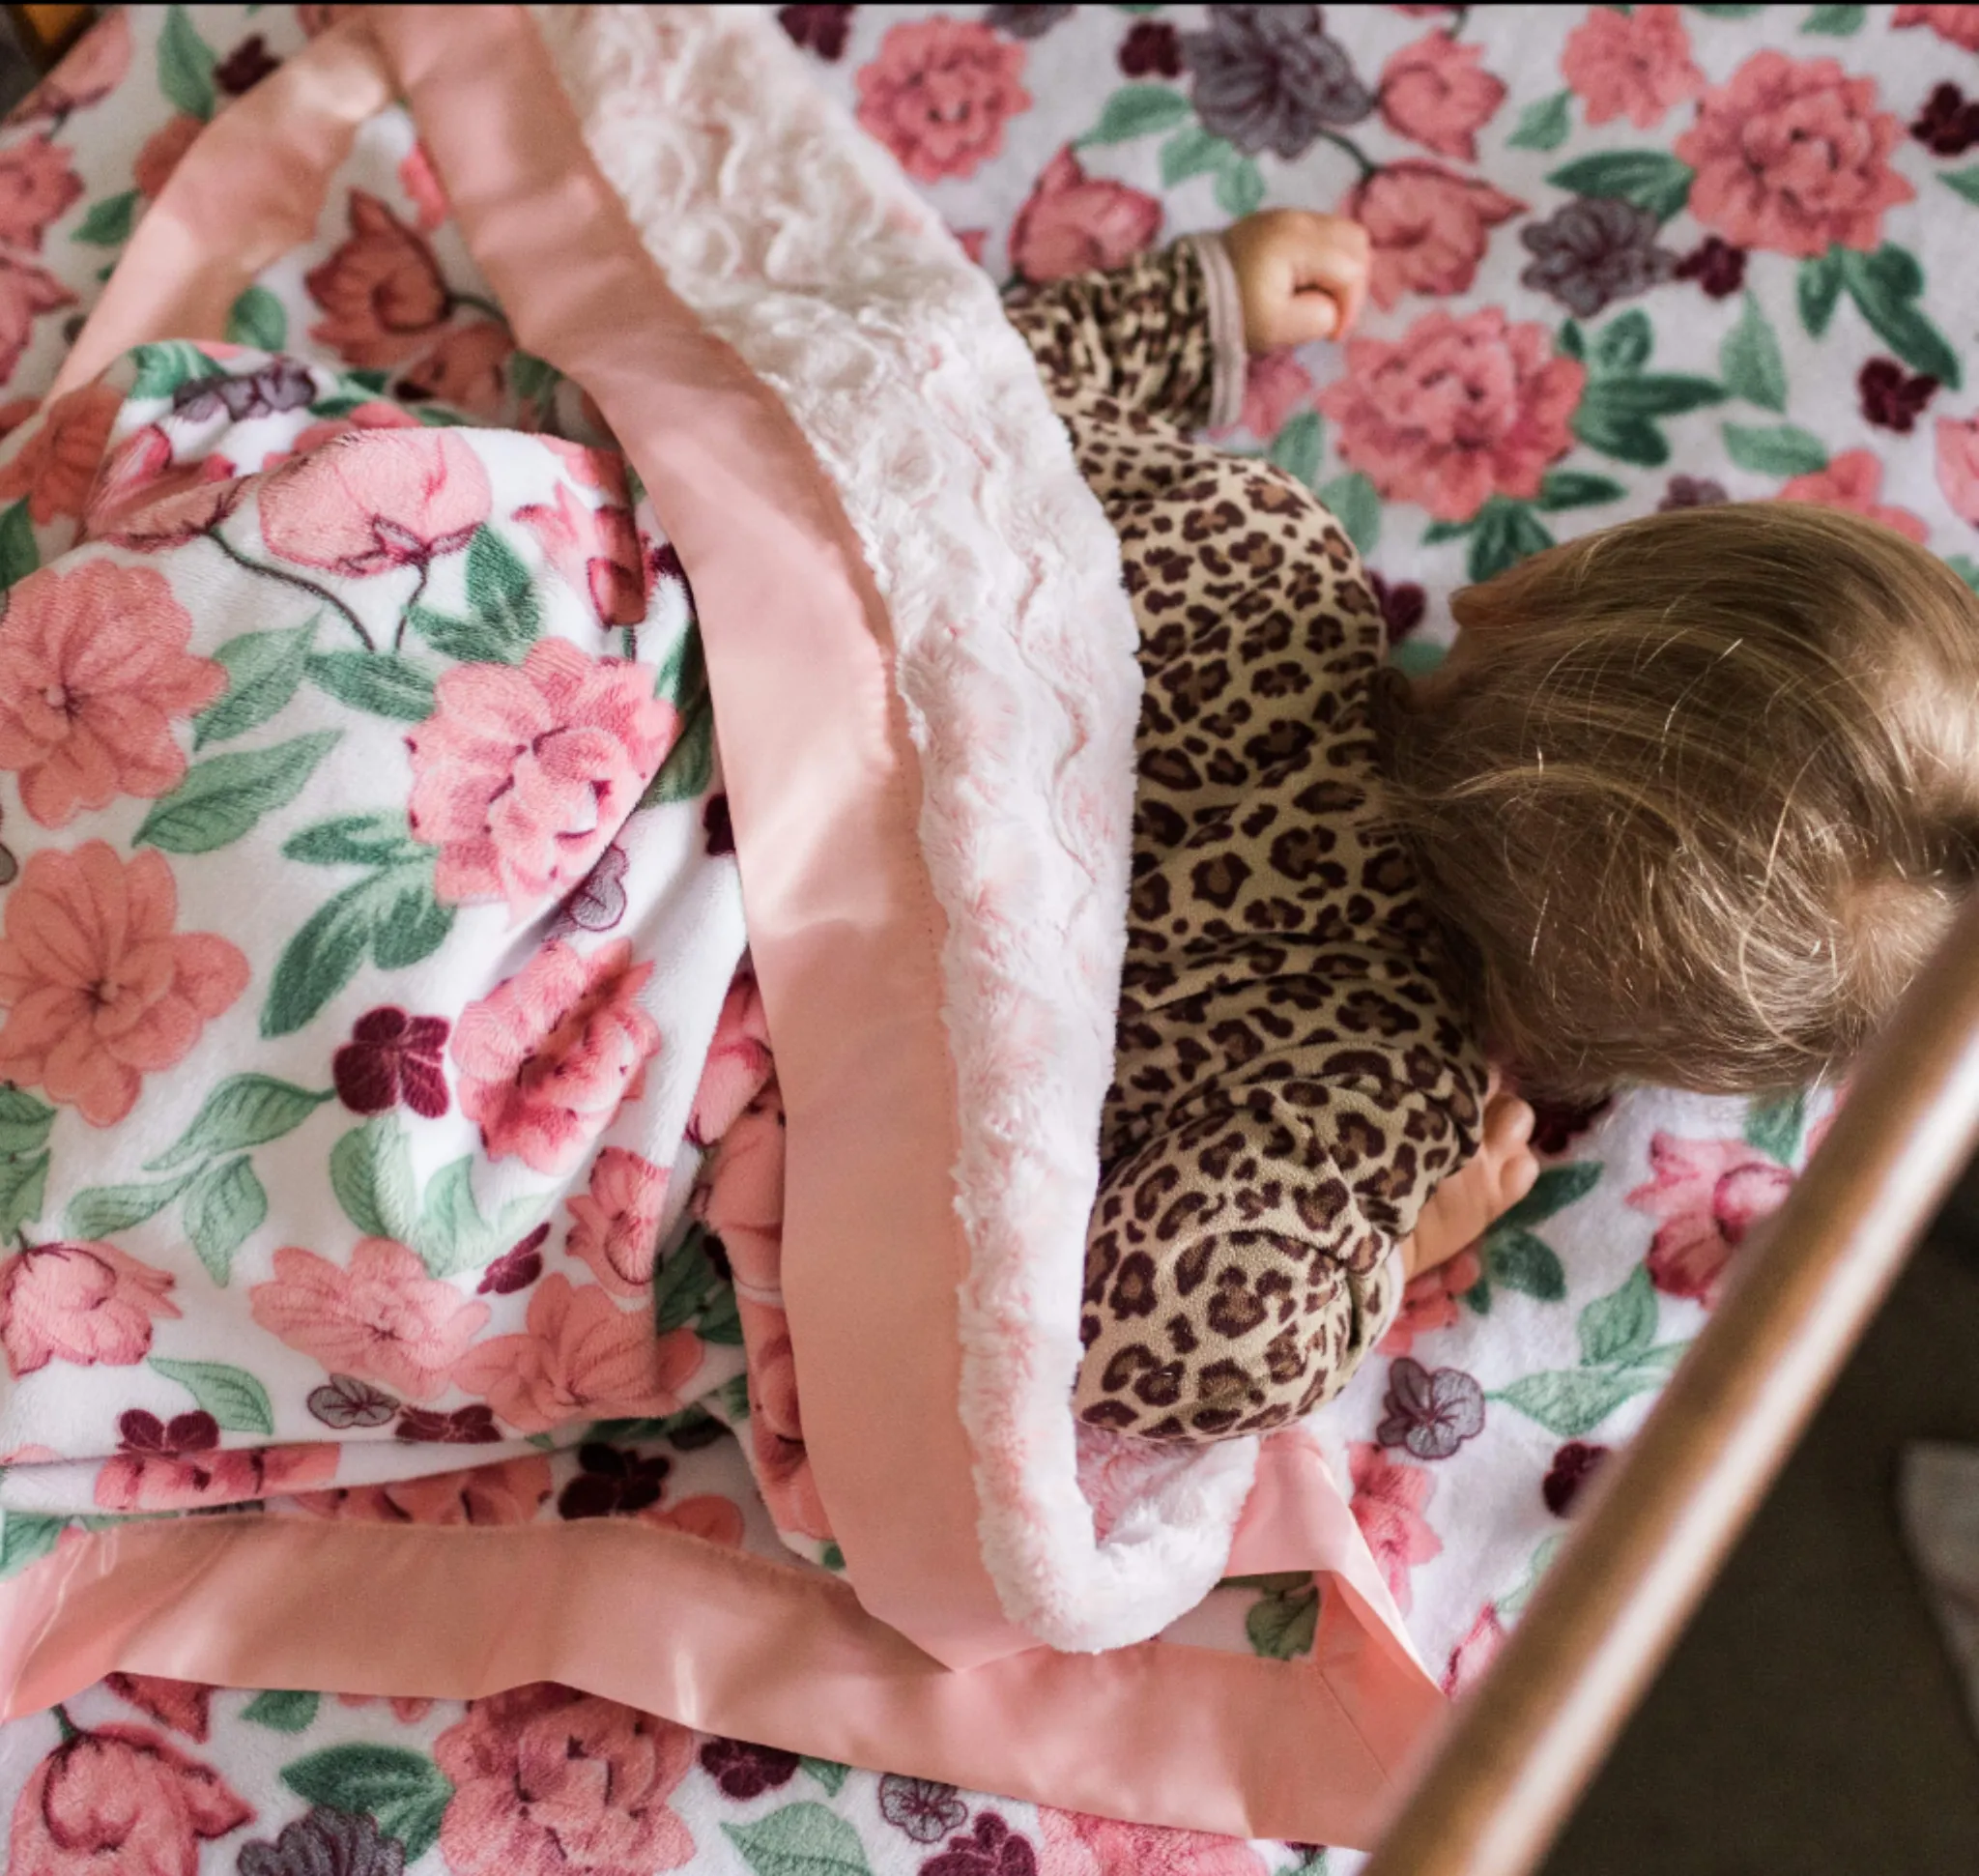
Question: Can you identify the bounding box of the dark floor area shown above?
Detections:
[1543,1221,1979,1875]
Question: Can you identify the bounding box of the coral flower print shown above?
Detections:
[0,135,79,250]
[297,1455,553,1526]
[1896,5,1979,51]
[0,845,248,1126]
[1035,1804,1268,1876]
[252,1238,488,1400]
[407,639,674,914]
[1008,147,1162,284]
[856,17,1031,183]
[8,1725,253,1876]
[1675,52,1912,260]
[104,1674,214,1742]
[0,561,223,826]
[0,257,72,384]
[1343,163,1523,313]
[435,1684,696,1876]
[454,1275,703,1432]
[1380,1247,1481,1357]
[258,428,491,577]
[1348,1440,1442,1615]
[133,113,202,201]
[95,1440,336,1513]
[400,140,449,231]
[688,970,773,1146]
[566,1147,670,1298]
[1319,306,1585,522]
[1777,448,1929,544]
[1936,414,1979,525]
[1560,5,1703,131]
[452,940,660,1175]
[1627,1134,1793,1305]
[1378,31,1505,162]
[1442,1604,1507,1698]
[0,382,119,526]
[0,1240,177,1376]
[305,188,449,367]
[12,11,129,121]
[1229,351,1314,443]
[398,319,513,422]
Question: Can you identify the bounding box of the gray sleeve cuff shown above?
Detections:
[1185,232,1249,432]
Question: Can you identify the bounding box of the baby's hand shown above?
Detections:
[1222,210,1370,352]
[1400,1070,1540,1283]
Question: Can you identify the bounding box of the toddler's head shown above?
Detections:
[1378,502,1979,1099]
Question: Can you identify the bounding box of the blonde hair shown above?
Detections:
[1377,502,1979,1098]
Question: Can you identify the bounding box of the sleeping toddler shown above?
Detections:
[1002,211,1979,1442]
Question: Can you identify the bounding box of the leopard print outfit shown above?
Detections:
[1004,241,1488,1443]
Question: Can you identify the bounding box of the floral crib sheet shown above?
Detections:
[0,2,1968,1872]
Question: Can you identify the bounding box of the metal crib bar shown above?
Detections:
[1360,887,1979,1876]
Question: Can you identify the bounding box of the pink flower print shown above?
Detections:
[1341,163,1524,312]
[1676,51,1913,260]
[332,1006,449,1117]
[1008,146,1162,284]
[1626,1134,1794,1305]
[1220,350,1314,443]
[407,640,674,915]
[1380,1246,1482,1356]
[1319,306,1585,522]
[103,1673,213,1742]
[1442,1603,1506,1697]
[94,1441,336,1513]
[0,134,79,250]
[1560,6,1703,130]
[1896,5,1979,50]
[434,1685,696,1876]
[1035,1804,1267,1876]
[0,1240,178,1376]
[10,11,130,121]
[258,427,490,576]
[0,256,73,383]
[451,940,660,1176]
[688,971,774,1147]
[452,1274,703,1433]
[1378,31,1505,161]
[0,382,118,526]
[743,1299,832,1540]
[82,424,243,550]
[249,1238,490,1400]
[0,845,248,1126]
[304,188,449,369]
[7,1725,253,1876]
[1348,1440,1442,1615]
[1936,415,1979,525]
[400,141,449,231]
[513,482,661,629]
[856,17,1031,183]
[1777,447,1929,544]
[295,1455,553,1527]
[566,1148,669,1299]
[0,560,224,825]
[702,1084,787,1293]
[399,320,513,422]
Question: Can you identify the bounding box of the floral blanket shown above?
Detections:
[0,2,1968,1872]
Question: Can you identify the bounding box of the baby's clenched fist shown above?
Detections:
[1221,209,1370,352]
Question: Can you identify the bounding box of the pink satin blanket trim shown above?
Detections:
[3,4,1446,1842]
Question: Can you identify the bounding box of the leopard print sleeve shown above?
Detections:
[1000,238,1239,430]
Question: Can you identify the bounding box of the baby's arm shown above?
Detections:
[1002,210,1370,430]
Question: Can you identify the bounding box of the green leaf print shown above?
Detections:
[128,341,217,402]
[135,730,341,854]
[507,351,562,405]
[72,189,140,247]
[467,524,542,644]
[280,1746,454,1864]
[0,1087,56,1161]
[1079,83,1193,146]
[262,881,385,1036]
[1802,3,1866,32]
[0,1152,48,1242]
[330,1115,420,1243]
[1544,152,1695,223]
[654,1226,726,1336]
[158,5,218,121]
[1743,1088,1808,1165]
[241,1689,320,1733]
[800,1758,850,1796]
[1722,422,1828,477]
[1214,156,1267,218]
[723,1804,876,1876]
[1495,1367,1660,1437]
[1719,291,1788,413]
[1267,410,1325,487]
[1497,1162,1602,1231]
[1796,250,1843,337]
[184,1157,269,1284]
[304,651,437,722]
[1467,499,1554,582]
[1942,167,1979,210]
[368,873,454,970]
[1836,246,1962,390]
[1950,556,1979,593]
[195,623,318,750]
[1535,470,1626,511]
[1690,4,1765,16]
[0,1512,62,1578]
[696,1281,743,1346]
[1245,1576,1320,1660]
[1589,308,1653,377]
[1508,90,1573,153]
[283,812,421,868]
[150,1356,275,1436]
[1577,1265,1657,1369]
[0,501,38,591]
[639,690,714,808]
[1159,124,1230,188]
[66,1170,197,1238]
[1316,471,1380,555]
[1482,1227,1567,1302]
[224,284,288,352]
[264,850,446,1038]
[413,1159,544,1280]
